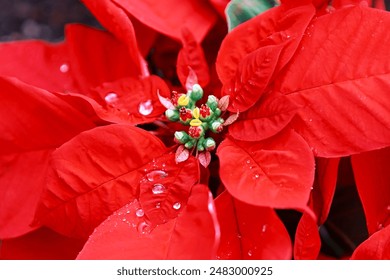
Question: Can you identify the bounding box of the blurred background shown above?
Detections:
[0,0,99,42]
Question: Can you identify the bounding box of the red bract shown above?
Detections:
[280,5,390,157]
[215,191,292,259]
[33,125,167,238]
[0,77,96,239]
[217,129,315,209]
[111,0,218,42]
[77,184,219,259]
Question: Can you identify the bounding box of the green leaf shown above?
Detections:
[226,0,275,31]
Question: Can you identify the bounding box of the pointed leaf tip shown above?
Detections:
[175,145,190,163]
[223,111,240,126]
[157,90,175,110]
[218,95,230,111]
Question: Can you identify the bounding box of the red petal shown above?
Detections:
[208,0,230,18]
[280,6,390,156]
[77,184,219,259]
[294,158,339,259]
[216,4,315,110]
[0,227,85,260]
[294,212,321,260]
[81,0,142,74]
[113,0,218,42]
[0,77,95,238]
[216,191,292,259]
[139,154,200,225]
[177,28,210,89]
[0,40,77,92]
[217,129,314,209]
[91,75,171,124]
[351,147,390,235]
[229,93,299,141]
[34,125,167,238]
[65,24,142,94]
[223,44,284,112]
[351,225,390,260]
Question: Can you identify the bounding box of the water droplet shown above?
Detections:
[105,92,119,104]
[246,159,251,164]
[155,202,161,209]
[378,223,384,230]
[122,218,127,222]
[136,208,144,217]
[137,221,151,234]
[253,174,260,179]
[326,5,336,13]
[138,99,153,116]
[237,233,242,239]
[126,210,131,214]
[309,118,313,122]
[262,225,267,232]
[173,202,181,210]
[248,250,253,257]
[152,183,166,194]
[60,63,69,73]
[146,170,168,182]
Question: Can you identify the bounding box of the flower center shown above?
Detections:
[160,83,238,166]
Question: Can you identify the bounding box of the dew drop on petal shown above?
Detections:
[246,159,251,164]
[136,208,144,218]
[138,99,153,116]
[137,221,152,234]
[60,63,69,73]
[253,174,260,180]
[146,170,168,182]
[152,183,166,195]
[247,250,253,257]
[173,202,181,210]
[105,92,119,104]
[262,224,267,232]
[155,202,161,209]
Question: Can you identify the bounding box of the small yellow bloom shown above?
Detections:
[178,95,190,106]
[190,119,202,127]
[192,107,200,119]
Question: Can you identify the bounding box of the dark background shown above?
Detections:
[0,0,98,42]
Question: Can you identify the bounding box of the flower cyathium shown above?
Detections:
[161,83,237,165]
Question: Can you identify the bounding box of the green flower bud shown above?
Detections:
[206,95,219,110]
[174,131,190,144]
[165,109,179,121]
[184,139,196,149]
[197,137,205,152]
[210,120,224,133]
[189,84,203,101]
[204,137,216,151]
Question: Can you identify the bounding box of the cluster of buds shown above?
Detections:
[159,83,238,167]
